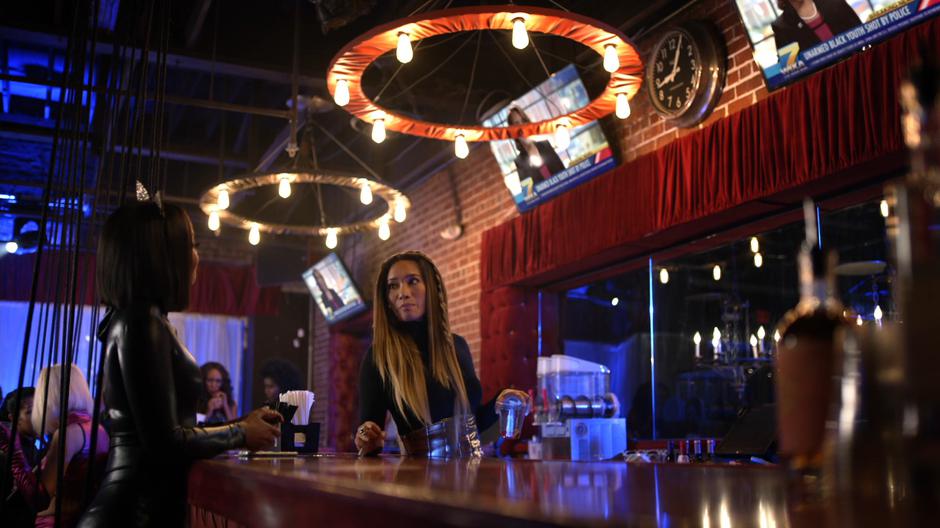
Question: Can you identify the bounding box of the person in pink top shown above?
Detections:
[771,0,862,56]
[0,365,109,528]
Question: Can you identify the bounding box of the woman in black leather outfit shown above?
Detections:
[78,201,281,527]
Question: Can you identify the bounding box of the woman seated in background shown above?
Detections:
[0,365,108,528]
[355,251,528,457]
[260,358,304,404]
[78,200,281,527]
[198,362,238,424]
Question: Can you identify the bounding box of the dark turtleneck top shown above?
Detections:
[359,319,497,436]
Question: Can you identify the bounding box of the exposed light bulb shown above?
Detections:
[325,228,338,249]
[207,211,220,232]
[278,175,292,198]
[713,264,722,281]
[693,331,701,345]
[750,236,759,253]
[217,189,230,210]
[359,182,373,205]
[874,304,883,322]
[554,121,570,150]
[712,327,722,347]
[504,173,522,195]
[5,241,17,253]
[856,314,863,326]
[880,199,889,218]
[334,79,350,107]
[378,219,391,241]
[396,32,413,63]
[248,224,260,246]
[750,334,758,347]
[611,297,619,307]
[603,44,619,72]
[754,252,763,268]
[372,118,386,143]
[393,200,407,223]
[773,329,781,342]
[659,268,669,284]
[511,18,528,50]
[454,134,469,159]
[757,325,766,340]
[615,93,631,119]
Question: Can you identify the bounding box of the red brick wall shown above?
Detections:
[310,0,768,441]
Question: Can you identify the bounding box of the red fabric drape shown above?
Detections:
[0,252,280,317]
[480,16,940,291]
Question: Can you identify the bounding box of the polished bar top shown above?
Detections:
[189,454,855,527]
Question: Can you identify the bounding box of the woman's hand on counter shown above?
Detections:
[355,421,385,455]
[242,408,282,451]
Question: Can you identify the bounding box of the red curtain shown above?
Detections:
[480,16,940,291]
[0,252,280,317]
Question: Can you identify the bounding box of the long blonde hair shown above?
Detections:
[32,364,95,435]
[372,251,469,425]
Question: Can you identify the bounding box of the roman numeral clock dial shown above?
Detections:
[646,21,727,129]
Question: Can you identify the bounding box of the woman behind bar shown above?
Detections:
[78,201,281,527]
[356,251,527,457]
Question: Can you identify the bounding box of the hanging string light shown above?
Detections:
[378,218,391,240]
[248,224,261,245]
[396,32,414,63]
[217,189,230,210]
[754,252,763,268]
[603,44,619,72]
[334,79,350,106]
[278,174,292,198]
[511,17,528,49]
[880,199,889,218]
[394,200,407,223]
[359,181,373,205]
[372,117,386,143]
[454,133,469,159]
[659,268,669,284]
[757,326,766,341]
[325,228,339,249]
[713,264,722,281]
[207,211,220,231]
[615,93,631,119]
[750,236,759,253]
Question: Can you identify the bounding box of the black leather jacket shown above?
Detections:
[78,305,245,527]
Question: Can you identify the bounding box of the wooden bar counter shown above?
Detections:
[186,453,857,527]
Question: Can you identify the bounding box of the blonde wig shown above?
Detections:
[371,251,469,425]
[32,364,95,435]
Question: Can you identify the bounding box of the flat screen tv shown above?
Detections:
[482,64,617,213]
[733,0,940,91]
[302,253,368,324]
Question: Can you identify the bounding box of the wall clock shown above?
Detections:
[646,21,726,128]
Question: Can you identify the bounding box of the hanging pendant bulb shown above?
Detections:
[873,304,883,322]
[372,118,386,144]
[554,121,571,150]
[396,32,413,63]
[750,236,760,253]
[693,331,701,345]
[659,268,669,284]
[278,175,292,198]
[393,200,407,223]
[754,252,763,268]
[757,325,766,340]
[615,93,631,119]
[217,189,230,210]
[454,134,469,159]
[248,224,260,246]
[378,219,391,241]
[334,79,350,107]
[603,44,619,72]
[207,211,220,232]
[880,199,889,218]
[773,329,781,342]
[511,18,528,50]
[359,182,373,205]
[713,264,722,281]
[856,314,864,326]
[325,228,338,249]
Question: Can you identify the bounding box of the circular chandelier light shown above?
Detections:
[199,171,410,247]
[327,5,644,147]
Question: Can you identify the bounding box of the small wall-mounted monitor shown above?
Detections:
[302,253,368,324]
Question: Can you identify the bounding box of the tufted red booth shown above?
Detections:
[326,313,372,452]
[479,286,559,402]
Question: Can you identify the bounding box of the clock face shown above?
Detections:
[649,30,701,116]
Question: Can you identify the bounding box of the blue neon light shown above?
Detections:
[648,257,657,439]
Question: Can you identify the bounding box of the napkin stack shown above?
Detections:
[279,390,315,426]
